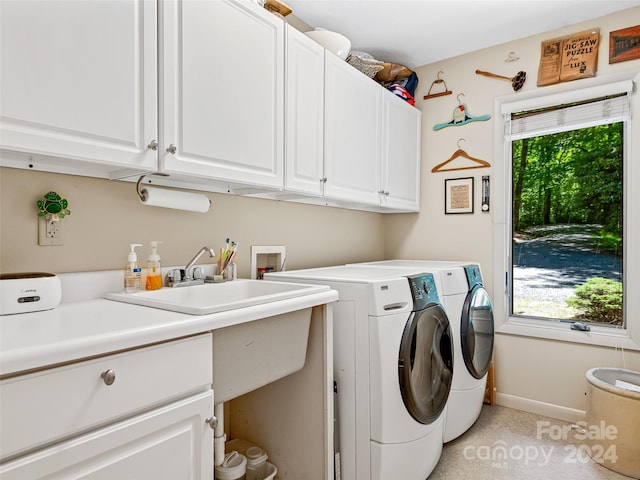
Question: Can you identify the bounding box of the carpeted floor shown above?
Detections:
[429,405,634,479]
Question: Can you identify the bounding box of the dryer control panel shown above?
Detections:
[408,273,440,310]
[464,264,483,289]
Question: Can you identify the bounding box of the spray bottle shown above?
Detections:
[146,241,163,290]
[124,243,143,293]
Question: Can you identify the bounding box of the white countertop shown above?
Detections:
[0,270,338,377]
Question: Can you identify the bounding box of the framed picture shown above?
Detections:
[609,25,640,64]
[445,177,474,214]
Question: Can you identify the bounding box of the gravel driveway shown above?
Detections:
[512,224,622,306]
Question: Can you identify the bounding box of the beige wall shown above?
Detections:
[0,168,385,275]
[389,7,640,419]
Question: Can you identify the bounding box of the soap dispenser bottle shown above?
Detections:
[146,241,163,290]
[124,243,143,293]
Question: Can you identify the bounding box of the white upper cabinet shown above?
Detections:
[0,0,158,177]
[324,53,382,205]
[284,25,325,196]
[0,0,420,211]
[284,43,421,211]
[380,89,421,211]
[160,0,284,190]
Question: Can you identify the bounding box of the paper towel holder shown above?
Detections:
[136,173,212,213]
[136,172,168,199]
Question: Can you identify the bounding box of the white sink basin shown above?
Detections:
[106,279,328,315]
[106,279,333,403]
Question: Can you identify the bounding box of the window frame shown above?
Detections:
[492,70,640,351]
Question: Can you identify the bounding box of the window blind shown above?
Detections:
[505,92,630,140]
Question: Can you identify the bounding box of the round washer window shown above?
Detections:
[461,286,494,379]
[398,304,453,424]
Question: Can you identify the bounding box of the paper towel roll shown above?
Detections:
[140,186,211,212]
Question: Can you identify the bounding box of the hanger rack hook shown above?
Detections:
[457,93,465,104]
[436,70,444,80]
[457,138,466,149]
[505,51,519,63]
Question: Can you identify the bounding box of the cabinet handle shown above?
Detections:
[320,177,327,183]
[166,144,177,154]
[205,416,218,430]
[147,140,159,151]
[101,369,116,386]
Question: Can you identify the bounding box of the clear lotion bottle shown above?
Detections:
[124,243,143,293]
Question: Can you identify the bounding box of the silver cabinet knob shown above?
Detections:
[205,416,218,429]
[101,369,116,386]
[166,144,177,154]
[147,140,159,151]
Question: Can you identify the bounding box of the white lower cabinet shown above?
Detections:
[0,334,214,478]
[0,392,213,480]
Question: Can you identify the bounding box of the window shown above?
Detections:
[492,74,640,349]
[509,96,626,327]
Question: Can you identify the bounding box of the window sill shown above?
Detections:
[496,318,640,351]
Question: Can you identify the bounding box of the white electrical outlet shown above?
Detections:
[38,217,64,246]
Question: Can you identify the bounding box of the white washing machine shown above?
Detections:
[265,266,453,480]
[350,260,495,442]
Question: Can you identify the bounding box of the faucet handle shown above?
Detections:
[167,268,183,286]
[190,267,205,281]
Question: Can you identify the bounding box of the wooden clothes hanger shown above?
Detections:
[423,71,453,100]
[431,139,491,172]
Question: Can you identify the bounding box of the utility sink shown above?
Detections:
[107,279,335,404]
[105,279,328,315]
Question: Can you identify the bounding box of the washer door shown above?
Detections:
[461,285,494,379]
[398,304,453,424]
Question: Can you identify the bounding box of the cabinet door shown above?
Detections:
[284,25,325,196]
[0,392,213,480]
[324,54,382,205]
[380,91,421,211]
[161,0,284,190]
[0,0,157,177]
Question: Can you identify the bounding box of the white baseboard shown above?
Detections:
[495,392,586,424]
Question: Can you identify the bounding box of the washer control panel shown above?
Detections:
[408,273,440,310]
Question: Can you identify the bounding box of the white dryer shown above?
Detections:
[265,266,453,480]
[350,260,495,442]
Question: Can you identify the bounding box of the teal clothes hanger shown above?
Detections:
[433,94,491,131]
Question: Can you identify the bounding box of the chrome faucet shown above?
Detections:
[167,246,216,287]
